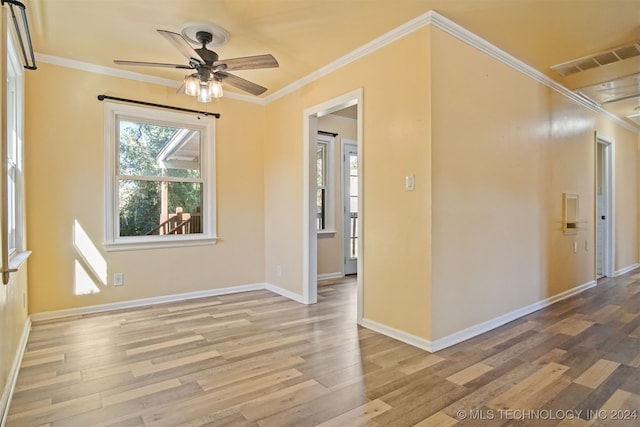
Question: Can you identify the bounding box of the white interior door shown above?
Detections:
[343,142,358,275]
[596,137,613,278]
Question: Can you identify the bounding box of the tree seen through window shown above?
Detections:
[118,121,203,237]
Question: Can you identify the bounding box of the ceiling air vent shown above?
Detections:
[551,41,640,77]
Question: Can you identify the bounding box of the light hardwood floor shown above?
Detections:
[6,272,640,426]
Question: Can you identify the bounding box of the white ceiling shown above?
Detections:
[22,0,640,128]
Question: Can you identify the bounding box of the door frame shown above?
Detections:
[595,132,614,278]
[302,88,363,322]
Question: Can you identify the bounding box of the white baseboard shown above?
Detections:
[1,317,31,427]
[361,279,597,353]
[615,263,640,277]
[265,283,306,304]
[317,272,344,281]
[30,283,266,322]
[430,280,597,351]
[30,280,315,323]
[359,318,434,352]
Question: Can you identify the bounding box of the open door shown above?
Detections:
[343,141,358,275]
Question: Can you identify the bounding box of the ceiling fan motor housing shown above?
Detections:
[193,32,219,67]
[196,31,213,46]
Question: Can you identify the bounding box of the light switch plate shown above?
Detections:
[405,174,415,191]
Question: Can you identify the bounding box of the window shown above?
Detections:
[316,134,334,232]
[104,102,216,251]
[6,26,26,262]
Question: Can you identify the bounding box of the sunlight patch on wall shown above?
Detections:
[74,260,100,295]
[73,220,107,285]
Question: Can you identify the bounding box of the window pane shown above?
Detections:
[7,80,17,252]
[167,182,203,235]
[119,121,201,178]
[316,145,325,187]
[119,180,162,236]
[350,176,358,196]
[162,130,202,179]
[317,188,325,229]
[7,165,15,251]
[119,180,203,236]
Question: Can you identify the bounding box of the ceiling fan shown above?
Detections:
[114,27,278,102]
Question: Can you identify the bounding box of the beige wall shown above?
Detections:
[264,28,433,337]
[317,114,357,277]
[25,63,266,313]
[430,28,638,339]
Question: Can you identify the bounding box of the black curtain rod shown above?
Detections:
[2,0,37,70]
[97,95,221,119]
[318,130,338,137]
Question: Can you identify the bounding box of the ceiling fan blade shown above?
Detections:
[215,54,279,71]
[218,72,268,96]
[157,30,205,64]
[114,60,193,69]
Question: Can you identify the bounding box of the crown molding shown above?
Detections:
[36,53,181,88]
[35,12,639,131]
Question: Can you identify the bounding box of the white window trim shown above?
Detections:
[103,102,217,251]
[6,24,30,269]
[317,134,335,234]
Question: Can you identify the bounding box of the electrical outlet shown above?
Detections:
[114,273,124,286]
[276,265,282,278]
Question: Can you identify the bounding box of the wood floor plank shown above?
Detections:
[6,393,102,425]
[7,273,640,426]
[488,362,570,410]
[397,354,446,375]
[256,381,370,427]
[195,357,305,391]
[239,379,331,421]
[413,411,458,427]
[314,399,392,427]
[101,378,183,406]
[573,359,620,389]
[132,349,221,377]
[125,334,205,356]
[446,362,493,386]
[629,351,640,368]
[13,371,81,393]
[543,316,595,336]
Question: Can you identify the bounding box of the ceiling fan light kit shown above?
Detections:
[114,23,278,102]
[184,73,223,101]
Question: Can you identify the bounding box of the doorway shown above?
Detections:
[303,89,363,321]
[595,133,614,278]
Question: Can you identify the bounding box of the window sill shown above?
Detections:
[104,236,218,252]
[9,250,32,270]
